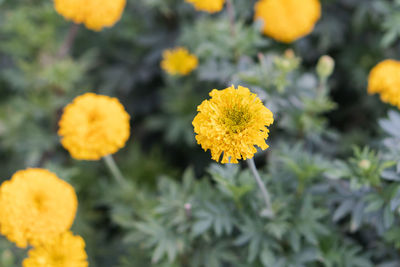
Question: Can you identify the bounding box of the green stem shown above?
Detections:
[247,158,274,217]
[226,0,239,62]
[297,177,305,196]
[226,0,236,38]
[103,154,126,186]
[57,23,79,58]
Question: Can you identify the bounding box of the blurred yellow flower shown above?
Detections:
[368,59,400,109]
[23,231,88,267]
[254,0,321,43]
[54,0,126,31]
[161,47,198,76]
[185,0,225,13]
[58,93,131,161]
[0,169,77,248]
[192,86,274,164]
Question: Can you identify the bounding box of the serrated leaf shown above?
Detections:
[289,231,300,252]
[350,201,364,232]
[383,205,395,229]
[365,198,384,213]
[152,242,165,263]
[260,248,275,267]
[192,218,212,237]
[333,200,354,222]
[381,170,400,181]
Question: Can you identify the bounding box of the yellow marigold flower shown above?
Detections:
[254,0,321,43]
[0,169,77,248]
[192,86,274,164]
[161,47,198,76]
[54,0,126,31]
[58,93,130,161]
[23,231,88,267]
[185,0,225,13]
[368,59,400,109]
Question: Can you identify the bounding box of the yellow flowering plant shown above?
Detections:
[0,169,78,248]
[3,0,400,266]
[368,59,400,109]
[161,47,198,76]
[58,93,131,161]
[193,85,274,215]
[54,0,126,31]
[23,231,88,267]
[58,92,131,186]
[254,0,321,43]
[193,85,274,164]
[184,0,225,13]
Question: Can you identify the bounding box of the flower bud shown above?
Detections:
[358,159,371,170]
[184,203,192,211]
[284,49,295,59]
[317,55,335,79]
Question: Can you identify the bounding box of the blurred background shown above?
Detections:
[1,0,400,266]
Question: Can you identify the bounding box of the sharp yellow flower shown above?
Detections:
[54,0,126,31]
[0,169,78,248]
[185,0,225,13]
[254,0,321,43]
[23,231,88,267]
[192,86,274,164]
[161,47,198,76]
[368,59,400,109]
[58,93,131,161]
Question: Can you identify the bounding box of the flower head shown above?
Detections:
[23,231,88,267]
[192,86,274,164]
[254,0,321,43]
[58,93,130,161]
[368,59,400,109]
[54,0,126,31]
[161,47,198,76]
[185,0,225,13]
[0,169,77,248]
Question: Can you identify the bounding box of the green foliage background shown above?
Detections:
[1,0,400,266]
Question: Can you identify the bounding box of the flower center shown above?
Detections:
[87,111,101,124]
[51,251,66,264]
[33,193,46,211]
[222,106,251,133]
